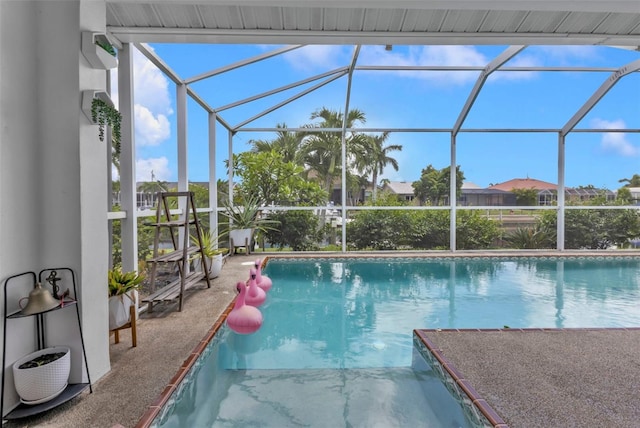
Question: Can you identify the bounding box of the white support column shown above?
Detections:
[177,83,188,192]
[341,46,360,253]
[557,134,565,251]
[118,43,138,272]
[209,112,218,233]
[228,131,234,204]
[106,71,114,268]
[450,133,457,251]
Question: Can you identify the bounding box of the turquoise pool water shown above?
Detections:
[151,256,640,427]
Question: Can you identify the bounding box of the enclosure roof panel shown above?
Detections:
[106,1,640,47]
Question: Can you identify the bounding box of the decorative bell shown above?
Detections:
[19,282,60,316]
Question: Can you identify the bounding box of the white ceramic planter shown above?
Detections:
[194,253,223,279]
[229,228,253,253]
[108,291,137,330]
[13,346,71,404]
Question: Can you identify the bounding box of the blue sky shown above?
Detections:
[112,44,640,190]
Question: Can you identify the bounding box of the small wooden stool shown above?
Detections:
[111,305,137,347]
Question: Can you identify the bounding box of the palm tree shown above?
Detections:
[355,132,402,201]
[138,179,169,194]
[301,107,367,197]
[618,174,640,187]
[248,123,306,167]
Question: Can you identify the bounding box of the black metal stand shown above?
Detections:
[1,268,92,421]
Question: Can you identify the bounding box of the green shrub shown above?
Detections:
[264,210,321,251]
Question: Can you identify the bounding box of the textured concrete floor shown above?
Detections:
[5,252,640,428]
[425,329,640,427]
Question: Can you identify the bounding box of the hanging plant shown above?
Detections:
[91,97,122,143]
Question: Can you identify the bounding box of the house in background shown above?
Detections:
[489,177,615,205]
[489,177,558,205]
[625,187,640,205]
[381,181,415,202]
[112,182,212,209]
[458,182,515,206]
[382,177,617,206]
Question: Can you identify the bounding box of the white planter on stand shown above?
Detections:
[13,346,71,404]
[229,228,253,255]
[108,291,137,331]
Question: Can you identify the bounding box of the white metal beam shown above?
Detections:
[117,43,138,272]
[453,45,526,136]
[177,83,188,192]
[557,134,565,251]
[209,112,218,233]
[216,67,348,112]
[185,45,304,84]
[232,71,347,130]
[561,58,640,137]
[111,28,639,47]
[450,133,457,251]
[340,45,361,252]
[133,42,183,85]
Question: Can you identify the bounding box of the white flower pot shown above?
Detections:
[13,346,71,404]
[229,228,253,254]
[108,291,136,330]
[207,253,223,278]
[194,253,223,279]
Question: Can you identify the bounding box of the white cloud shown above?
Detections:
[536,45,600,63]
[136,157,171,182]
[133,47,173,115]
[108,45,173,147]
[135,104,170,146]
[282,45,348,71]
[591,118,638,157]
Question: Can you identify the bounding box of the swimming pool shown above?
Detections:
[149,256,640,427]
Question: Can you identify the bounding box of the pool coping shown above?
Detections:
[134,254,640,428]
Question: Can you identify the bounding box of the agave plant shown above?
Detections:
[108,267,145,297]
[503,226,555,249]
[190,228,229,258]
[221,194,279,233]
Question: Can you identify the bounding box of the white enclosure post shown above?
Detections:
[557,134,565,251]
[450,133,457,252]
[209,112,218,233]
[118,43,138,272]
[177,83,188,193]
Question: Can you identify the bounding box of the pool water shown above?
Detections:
[152,256,640,427]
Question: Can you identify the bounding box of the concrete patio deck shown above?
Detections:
[4,252,640,427]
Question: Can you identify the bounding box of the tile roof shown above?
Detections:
[489,178,557,191]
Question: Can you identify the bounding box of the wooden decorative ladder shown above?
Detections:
[142,191,211,312]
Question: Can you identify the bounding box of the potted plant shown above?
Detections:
[91,97,122,143]
[108,267,144,330]
[221,195,279,255]
[190,229,229,279]
[13,346,71,404]
[81,31,118,70]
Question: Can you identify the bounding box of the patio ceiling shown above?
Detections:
[106,1,640,47]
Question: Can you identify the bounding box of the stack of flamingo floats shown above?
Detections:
[226,259,272,334]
